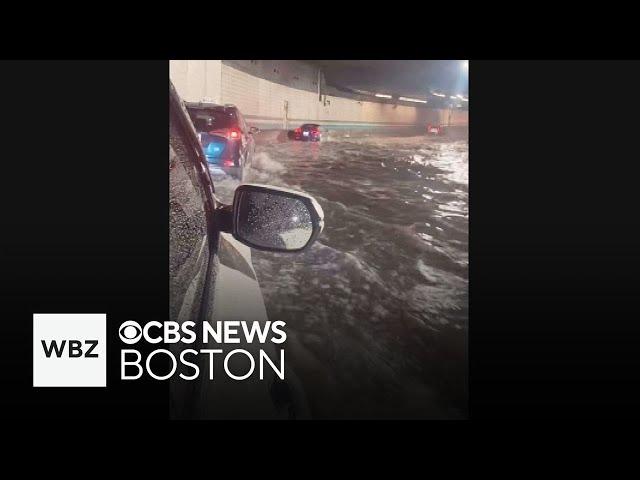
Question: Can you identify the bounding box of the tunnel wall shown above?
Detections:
[169,60,468,131]
[169,60,223,104]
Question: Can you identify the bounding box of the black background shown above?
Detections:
[0,61,168,418]
[472,61,640,417]
[1,60,640,420]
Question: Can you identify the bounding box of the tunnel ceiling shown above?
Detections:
[306,60,468,99]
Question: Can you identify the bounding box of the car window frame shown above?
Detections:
[170,86,219,219]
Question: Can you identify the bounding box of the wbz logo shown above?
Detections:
[33,314,106,387]
[41,339,99,358]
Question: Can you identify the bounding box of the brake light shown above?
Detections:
[295,128,301,134]
[223,159,235,167]
[229,129,241,139]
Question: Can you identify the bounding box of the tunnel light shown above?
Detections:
[375,93,392,98]
[432,92,446,97]
[399,97,427,103]
[450,95,458,99]
[457,94,468,102]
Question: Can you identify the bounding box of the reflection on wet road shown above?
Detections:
[214,131,468,419]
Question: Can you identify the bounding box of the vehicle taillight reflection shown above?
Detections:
[207,128,241,139]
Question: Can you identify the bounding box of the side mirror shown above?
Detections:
[249,126,260,134]
[230,184,324,252]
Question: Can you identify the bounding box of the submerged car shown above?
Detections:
[293,124,321,142]
[185,102,258,181]
[427,124,445,136]
[171,82,324,419]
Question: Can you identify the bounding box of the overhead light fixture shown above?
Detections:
[375,93,392,99]
[457,94,468,102]
[399,96,427,103]
[432,92,446,97]
[450,95,458,99]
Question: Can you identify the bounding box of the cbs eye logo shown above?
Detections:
[119,321,142,345]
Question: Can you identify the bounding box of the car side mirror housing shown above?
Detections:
[223,184,324,252]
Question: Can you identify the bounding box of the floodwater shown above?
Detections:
[214,130,468,419]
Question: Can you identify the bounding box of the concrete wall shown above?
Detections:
[170,60,223,104]
[169,60,468,131]
[223,59,320,95]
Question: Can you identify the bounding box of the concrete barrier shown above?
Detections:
[253,125,468,146]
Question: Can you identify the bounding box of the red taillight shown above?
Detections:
[295,128,301,134]
[207,128,240,139]
[223,159,235,167]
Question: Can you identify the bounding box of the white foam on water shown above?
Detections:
[242,132,468,418]
[251,151,285,173]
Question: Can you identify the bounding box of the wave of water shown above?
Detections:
[214,133,468,418]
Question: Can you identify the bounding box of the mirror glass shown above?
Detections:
[235,190,314,250]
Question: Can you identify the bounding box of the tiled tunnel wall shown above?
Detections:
[170,60,469,130]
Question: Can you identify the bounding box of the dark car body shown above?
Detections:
[185,102,256,181]
[294,123,321,141]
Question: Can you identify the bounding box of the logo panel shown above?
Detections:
[33,313,107,387]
